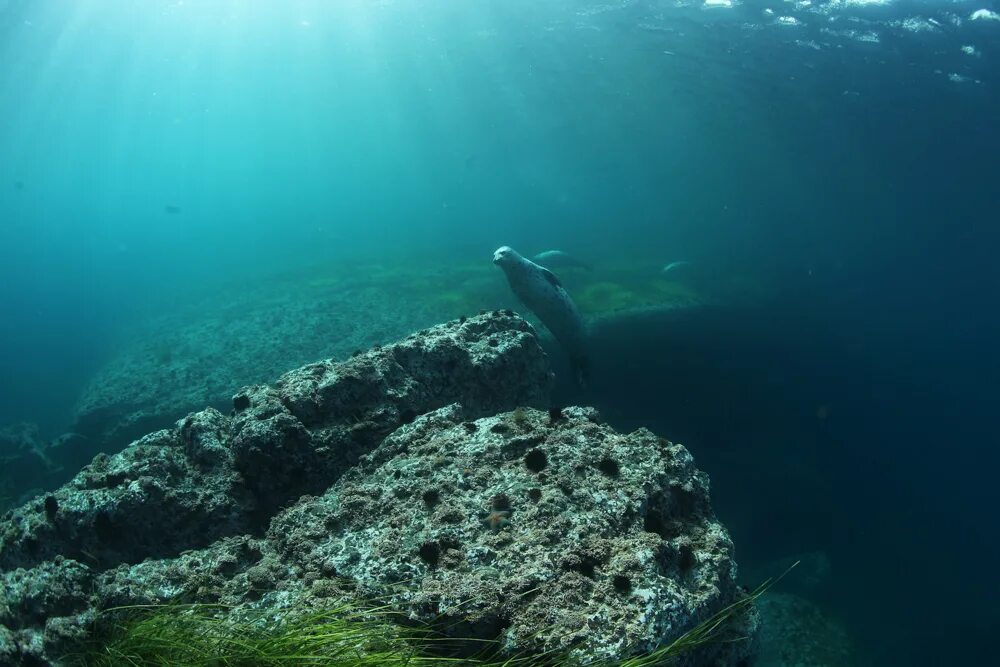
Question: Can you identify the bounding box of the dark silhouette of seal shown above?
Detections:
[494,246,590,384]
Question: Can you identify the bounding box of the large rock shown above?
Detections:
[269,404,754,664]
[1,312,549,570]
[0,313,753,666]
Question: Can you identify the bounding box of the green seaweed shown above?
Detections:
[573,278,702,317]
[65,564,792,667]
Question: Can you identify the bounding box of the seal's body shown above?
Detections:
[661,260,691,274]
[493,246,589,383]
[532,250,593,272]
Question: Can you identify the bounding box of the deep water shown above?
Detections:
[2,1,999,665]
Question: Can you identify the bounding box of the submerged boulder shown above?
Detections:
[270,404,754,664]
[0,313,752,666]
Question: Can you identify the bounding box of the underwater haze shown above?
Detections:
[1,0,998,665]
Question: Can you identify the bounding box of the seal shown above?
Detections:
[532,250,593,271]
[661,260,692,274]
[493,246,590,384]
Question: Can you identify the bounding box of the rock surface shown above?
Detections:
[269,404,754,664]
[0,313,753,666]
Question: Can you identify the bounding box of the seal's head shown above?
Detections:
[493,245,519,268]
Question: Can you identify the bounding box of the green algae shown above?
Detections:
[294,258,708,322]
[67,569,784,667]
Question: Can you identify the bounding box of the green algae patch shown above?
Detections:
[66,570,782,667]
[70,601,463,667]
[574,278,702,317]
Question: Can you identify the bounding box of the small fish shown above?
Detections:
[164,204,182,214]
[661,260,691,274]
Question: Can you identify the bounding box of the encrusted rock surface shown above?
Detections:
[269,404,753,664]
[0,313,752,666]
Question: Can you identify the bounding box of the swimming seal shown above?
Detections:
[532,250,593,271]
[661,260,692,274]
[493,246,590,384]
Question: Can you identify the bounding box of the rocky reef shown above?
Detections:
[0,312,754,666]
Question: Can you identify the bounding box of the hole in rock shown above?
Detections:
[597,457,620,477]
[568,557,599,579]
[678,544,697,572]
[643,509,676,540]
[491,494,511,511]
[524,449,547,473]
[422,489,440,508]
[94,512,116,544]
[418,541,440,567]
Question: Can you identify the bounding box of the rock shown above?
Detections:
[0,558,96,660]
[1,313,549,570]
[0,313,752,666]
[0,414,250,571]
[229,311,551,512]
[268,405,755,665]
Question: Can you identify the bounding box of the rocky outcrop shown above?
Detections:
[269,404,753,664]
[1,312,549,570]
[0,313,752,666]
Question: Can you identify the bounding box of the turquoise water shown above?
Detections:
[2,1,998,664]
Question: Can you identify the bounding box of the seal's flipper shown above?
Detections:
[540,267,562,288]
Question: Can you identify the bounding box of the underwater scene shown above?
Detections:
[1,1,998,665]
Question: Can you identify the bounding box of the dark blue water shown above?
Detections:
[2,1,999,664]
